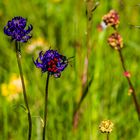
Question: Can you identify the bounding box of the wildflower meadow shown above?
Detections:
[0,0,140,140]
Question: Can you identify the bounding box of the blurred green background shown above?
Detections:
[0,0,140,140]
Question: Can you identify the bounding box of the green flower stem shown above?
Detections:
[43,73,50,140]
[83,0,94,88]
[107,133,109,140]
[73,76,93,128]
[3,102,8,140]
[118,49,140,120]
[73,1,99,128]
[15,41,32,140]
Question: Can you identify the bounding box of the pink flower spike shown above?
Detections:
[124,71,131,78]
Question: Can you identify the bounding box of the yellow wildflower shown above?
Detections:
[1,74,25,102]
[51,0,62,3]
[99,120,114,133]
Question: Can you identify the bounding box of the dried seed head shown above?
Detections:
[108,32,123,50]
[102,10,120,29]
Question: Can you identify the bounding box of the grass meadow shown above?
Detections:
[0,0,140,140]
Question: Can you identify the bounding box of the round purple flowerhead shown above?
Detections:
[4,16,33,43]
[34,49,68,78]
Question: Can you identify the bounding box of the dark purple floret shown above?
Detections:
[34,49,68,78]
[4,16,33,43]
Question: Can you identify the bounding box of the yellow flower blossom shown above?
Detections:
[99,120,114,133]
[51,0,62,3]
[1,74,26,102]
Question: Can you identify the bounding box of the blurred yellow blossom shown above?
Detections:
[1,74,26,102]
[51,0,62,3]
[26,37,49,54]
[99,120,114,133]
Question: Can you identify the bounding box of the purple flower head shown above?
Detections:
[34,49,68,78]
[4,16,33,43]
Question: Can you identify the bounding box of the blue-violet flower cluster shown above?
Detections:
[34,49,68,78]
[4,16,33,42]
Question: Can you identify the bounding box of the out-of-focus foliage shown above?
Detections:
[0,0,140,140]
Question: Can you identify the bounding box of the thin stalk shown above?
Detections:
[15,41,32,140]
[73,1,100,128]
[3,102,8,140]
[82,0,94,88]
[73,76,93,128]
[73,76,93,115]
[118,49,140,120]
[107,133,109,140]
[43,73,50,140]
